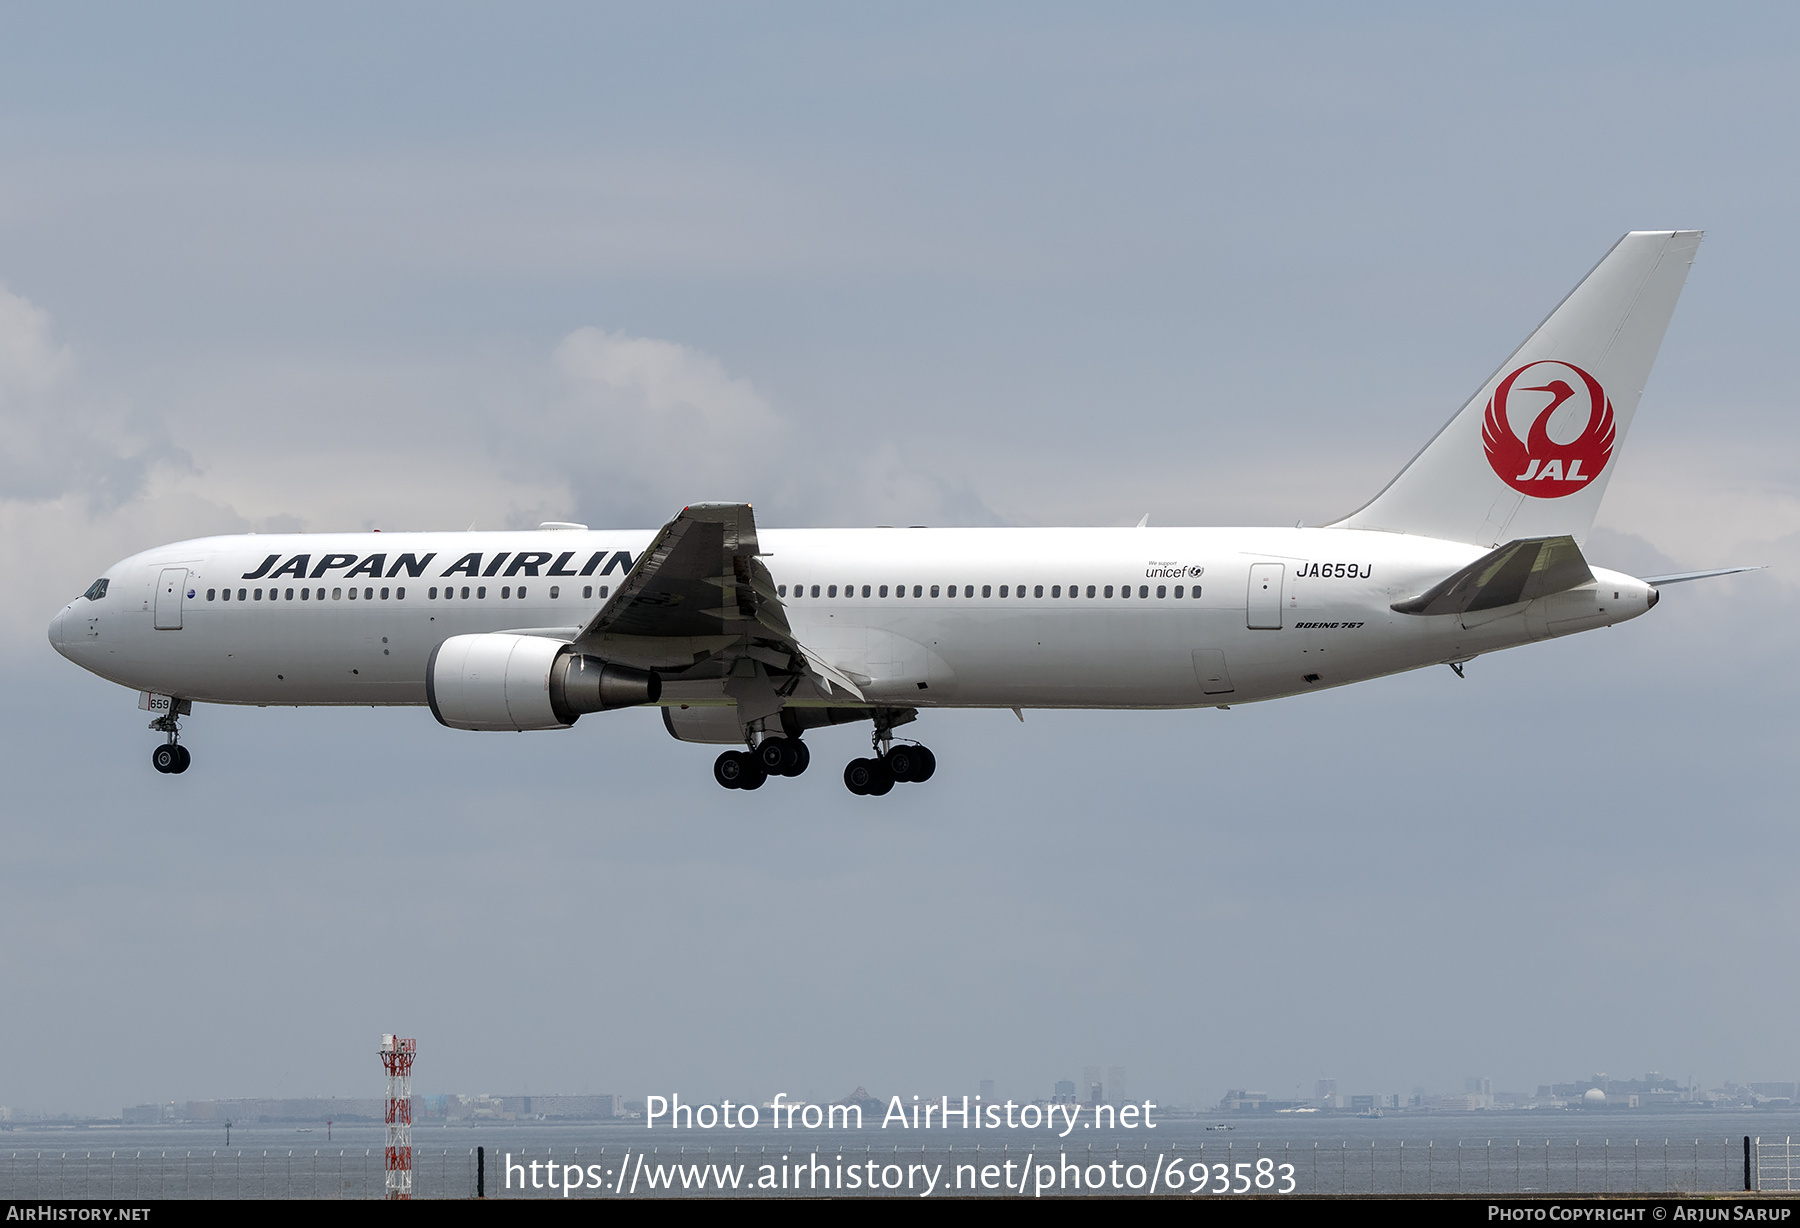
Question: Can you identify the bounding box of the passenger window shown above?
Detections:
[1034,585,1043,598]
[811,585,820,598]
[599,586,609,598]
[222,588,231,602]
[286,588,294,600]
[396,587,405,600]
[461,586,470,599]
[1174,585,1183,598]
[333,588,343,600]
[549,586,558,599]
[348,587,358,600]
[429,587,438,599]
[366,587,374,600]
[238,589,247,601]
[912,585,922,597]
[1104,585,1114,598]
[1156,585,1166,598]
[984,585,994,598]
[964,585,973,598]
[501,586,511,599]
[1051,585,1060,597]
[207,589,217,601]
[777,584,786,597]
[301,588,310,601]
[381,587,391,600]
[828,585,838,598]
[582,585,592,599]
[477,586,486,599]
[1140,585,1149,598]
[1192,586,1202,598]
[1017,584,1026,598]
[879,585,888,597]
[518,587,526,599]
[947,585,956,599]
[1086,585,1096,598]
[930,585,940,598]
[255,588,264,600]
[862,585,871,598]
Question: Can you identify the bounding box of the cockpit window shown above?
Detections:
[83,578,109,601]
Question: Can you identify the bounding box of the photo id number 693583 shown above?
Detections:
[1188,1158,1296,1194]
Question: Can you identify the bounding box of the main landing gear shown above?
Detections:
[843,710,935,796]
[148,702,192,775]
[714,735,811,790]
[843,743,936,796]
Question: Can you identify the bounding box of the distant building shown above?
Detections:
[532,1095,617,1120]
[1053,1081,1077,1104]
[837,1087,883,1115]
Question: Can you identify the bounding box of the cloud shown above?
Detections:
[0,284,185,511]
[542,327,794,526]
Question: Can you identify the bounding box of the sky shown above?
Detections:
[3,2,1799,1116]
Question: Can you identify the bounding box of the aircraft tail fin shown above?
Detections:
[1333,231,1701,546]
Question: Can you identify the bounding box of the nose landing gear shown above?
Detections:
[148,697,192,774]
[151,743,191,774]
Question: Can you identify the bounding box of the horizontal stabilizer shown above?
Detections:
[1640,566,1763,586]
[1393,535,1593,616]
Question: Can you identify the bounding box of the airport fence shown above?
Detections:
[0,1136,1775,1197]
[1755,1137,1800,1192]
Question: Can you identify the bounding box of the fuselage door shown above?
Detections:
[1247,563,1284,630]
[154,568,188,630]
[1192,649,1234,695]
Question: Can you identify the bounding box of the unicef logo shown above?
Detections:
[1481,360,1615,498]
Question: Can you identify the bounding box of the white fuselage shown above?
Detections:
[47,526,1655,713]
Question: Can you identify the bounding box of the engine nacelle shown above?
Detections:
[428,633,660,731]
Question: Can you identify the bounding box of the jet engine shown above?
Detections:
[427,633,660,731]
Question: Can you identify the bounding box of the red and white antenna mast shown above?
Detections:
[380,1034,416,1199]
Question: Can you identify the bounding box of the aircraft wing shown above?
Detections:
[573,503,864,700]
[1392,535,1594,616]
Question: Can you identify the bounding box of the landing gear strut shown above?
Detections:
[148,702,192,774]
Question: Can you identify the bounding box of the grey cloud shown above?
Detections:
[0,284,187,511]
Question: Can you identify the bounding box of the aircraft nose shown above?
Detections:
[48,605,70,655]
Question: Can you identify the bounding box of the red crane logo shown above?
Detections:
[1482,360,1615,498]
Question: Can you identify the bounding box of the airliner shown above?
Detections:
[48,231,1754,794]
